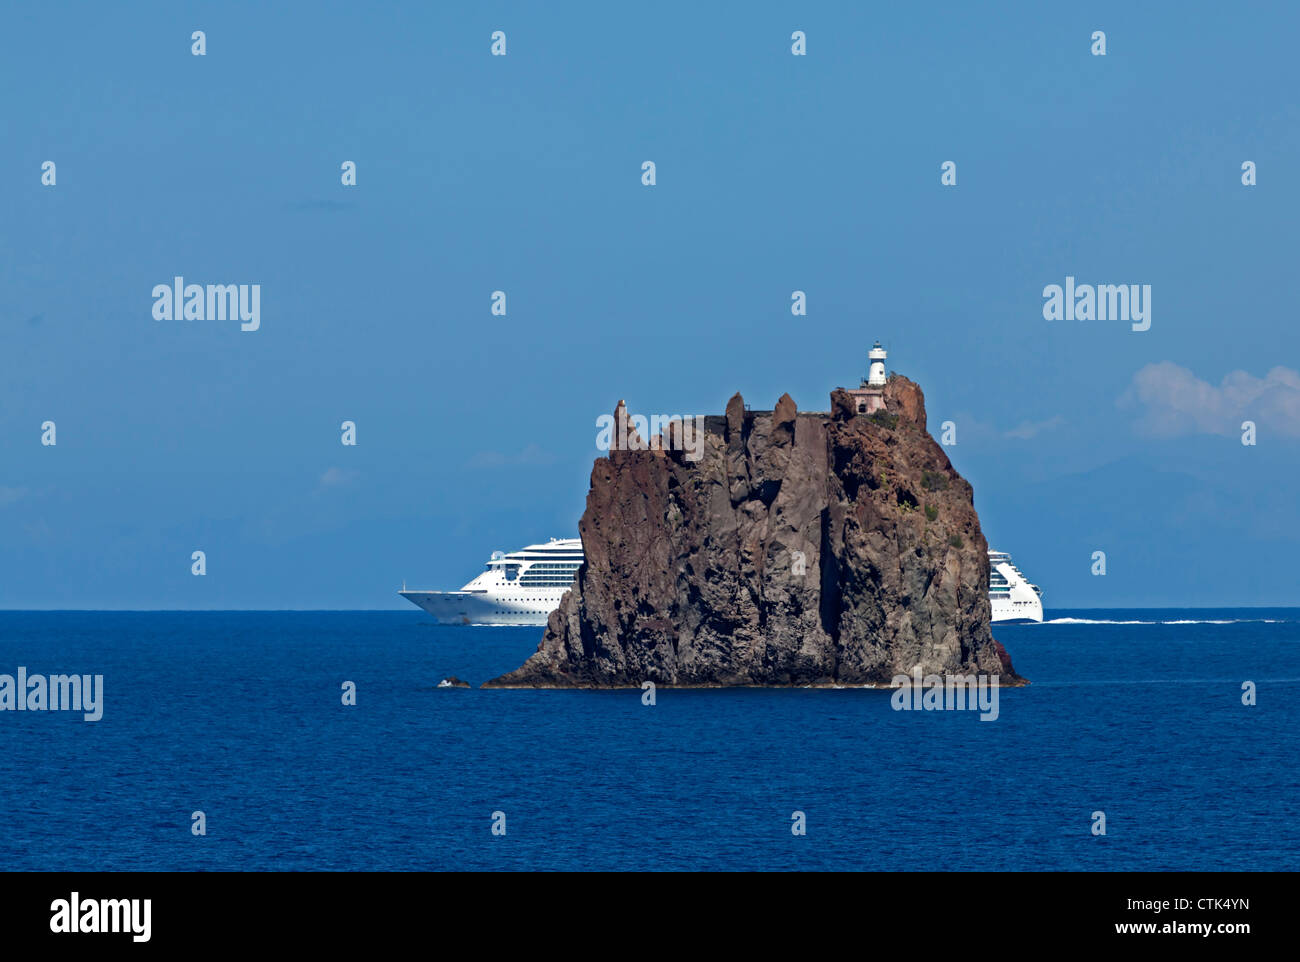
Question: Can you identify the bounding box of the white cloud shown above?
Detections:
[1003,415,1065,440]
[467,444,557,469]
[317,467,360,489]
[0,486,27,507]
[1121,362,1300,438]
[944,413,1065,442]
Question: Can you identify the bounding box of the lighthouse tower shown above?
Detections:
[842,340,890,415]
[867,341,888,387]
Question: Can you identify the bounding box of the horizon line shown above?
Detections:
[0,605,1296,614]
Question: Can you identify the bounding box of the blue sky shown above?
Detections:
[3,2,1298,608]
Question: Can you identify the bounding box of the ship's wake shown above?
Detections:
[1037,617,1287,626]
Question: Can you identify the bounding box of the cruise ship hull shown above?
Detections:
[408,589,1043,626]
[400,590,555,626]
[987,600,1040,624]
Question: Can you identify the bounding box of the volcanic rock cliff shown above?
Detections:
[484,376,1022,688]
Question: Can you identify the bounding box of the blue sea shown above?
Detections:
[1,609,1297,871]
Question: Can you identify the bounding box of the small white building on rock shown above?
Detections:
[844,341,889,414]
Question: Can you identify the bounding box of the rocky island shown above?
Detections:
[485,355,1022,689]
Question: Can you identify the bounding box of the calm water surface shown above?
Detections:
[1,609,1296,870]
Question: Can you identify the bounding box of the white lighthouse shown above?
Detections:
[841,340,890,415]
[867,341,888,387]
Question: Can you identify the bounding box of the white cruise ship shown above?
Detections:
[988,550,1043,623]
[400,538,583,626]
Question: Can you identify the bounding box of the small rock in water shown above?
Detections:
[436,676,470,689]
